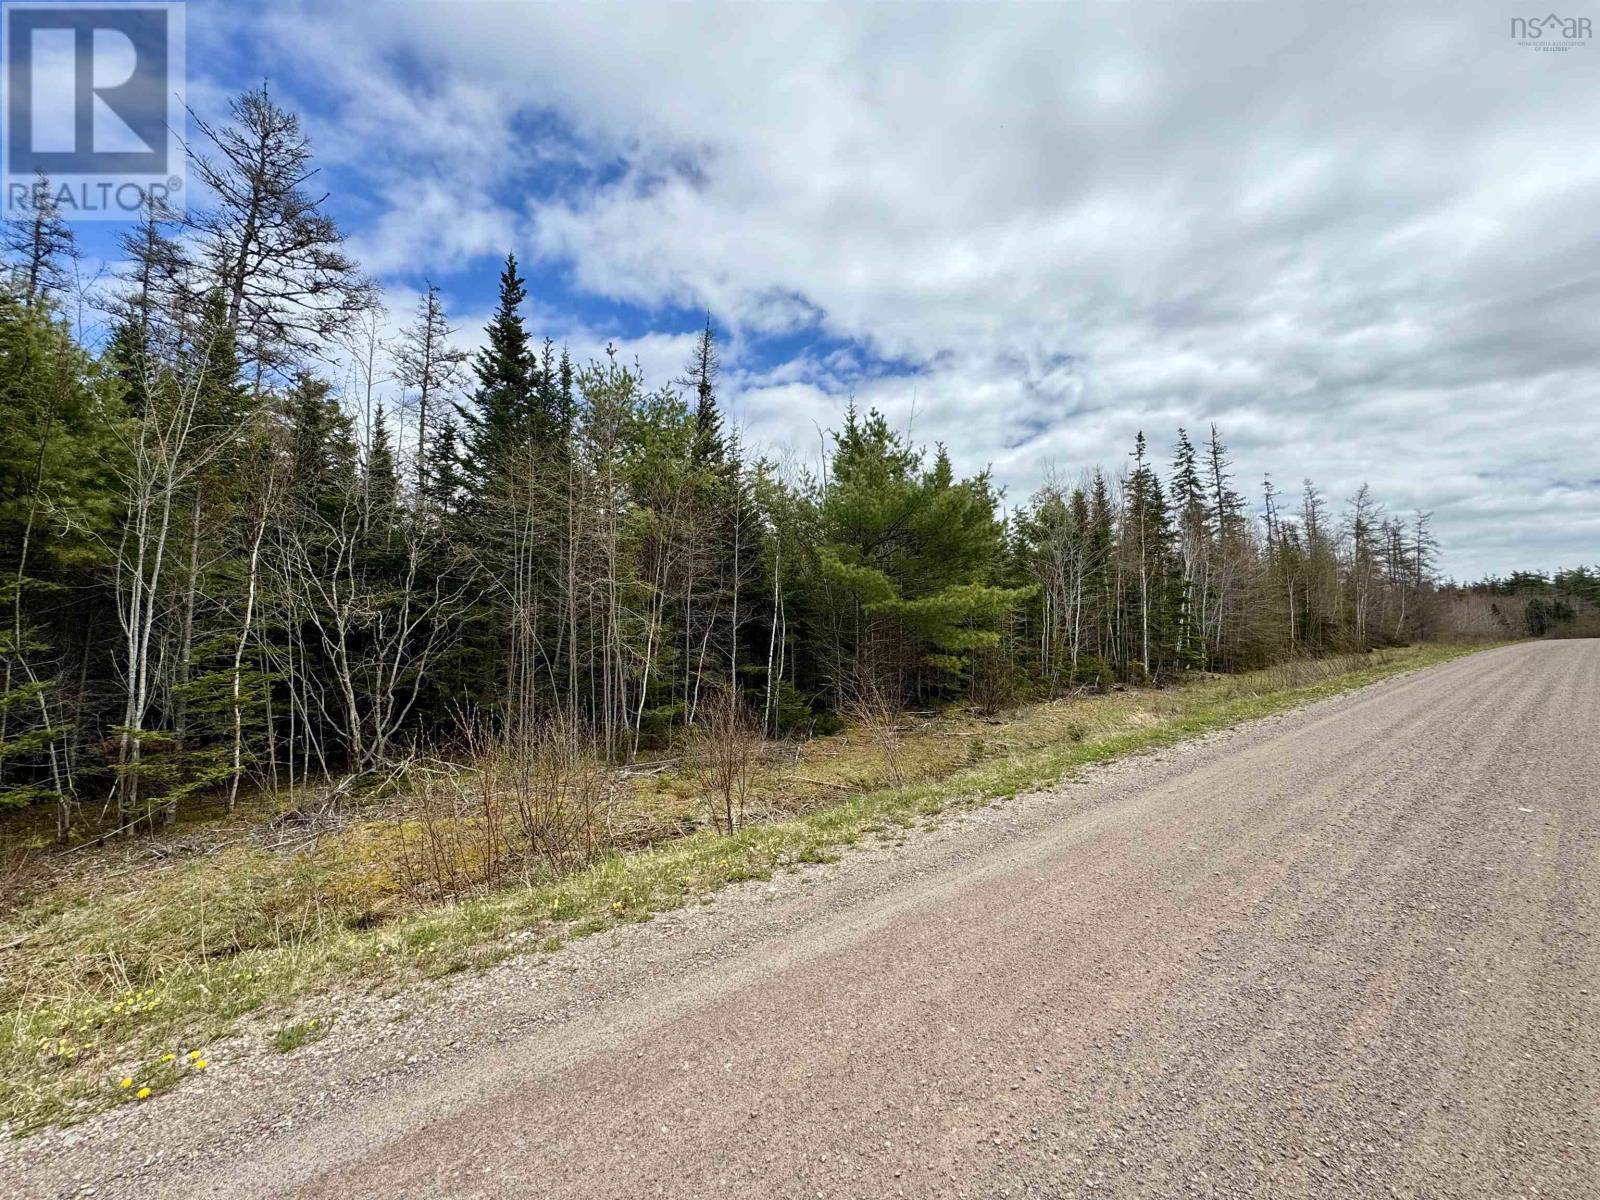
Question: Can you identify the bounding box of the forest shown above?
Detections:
[0,85,1586,847]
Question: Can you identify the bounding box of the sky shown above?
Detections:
[84,1,1600,580]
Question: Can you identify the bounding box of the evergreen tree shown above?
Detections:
[366,402,400,514]
[1086,470,1117,673]
[458,253,536,485]
[285,372,357,515]
[0,69,1471,836]
[1170,428,1210,669]
[1123,432,1177,680]
[684,312,724,463]
[189,84,371,373]
[2,171,77,307]
[0,293,121,831]
[163,291,252,822]
[424,419,462,515]
[393,283,467,503]
[817,408,1030,695]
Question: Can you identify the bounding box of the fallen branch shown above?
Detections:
[790,776,855,792]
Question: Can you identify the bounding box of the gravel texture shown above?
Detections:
[3,639,1596,1199]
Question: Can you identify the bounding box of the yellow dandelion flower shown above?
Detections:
[194,1059,208,1070]
[161,1053,175,1062]
[187,1049,201,1059]
[136,1087,151,1100]
[118,1077,133,1089]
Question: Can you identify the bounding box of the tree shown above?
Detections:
[683,312,724,463]
[816,408,1029,699]
[366,402,400,514]
[3,171,77,307]
[163,292,253,823]
[0,80,1475,854]
[393,283,467,503]
[458,253,536,484]
[106,305,241,828]
[453,255,565,734]
[1122,432,1176,680]
[1016,473,1106,691]
[276,480,473,773]
[1170,428,1210,670]
[0,293,122,834]
[107,198,192,418]
[1203,424,1252,667]
[1344,484,1383,645]
[188,84,372,374]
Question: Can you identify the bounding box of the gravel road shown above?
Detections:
[5,640,1597,1199]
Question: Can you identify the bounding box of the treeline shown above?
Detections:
[2,86,1447,839]
[1439,567,1600,639]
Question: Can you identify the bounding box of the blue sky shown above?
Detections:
[71,1,1600,579]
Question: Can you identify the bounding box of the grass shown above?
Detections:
[270,1016,333,1054]
[0,642,1493,1134]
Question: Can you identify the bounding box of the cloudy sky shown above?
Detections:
[152,2,1600,578]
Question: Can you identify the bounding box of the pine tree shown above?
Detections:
[817,409,1030,697]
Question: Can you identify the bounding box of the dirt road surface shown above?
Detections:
[5,640,1597,1199]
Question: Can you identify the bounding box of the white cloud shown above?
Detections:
[229,0,1600,578]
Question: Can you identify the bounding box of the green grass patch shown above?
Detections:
[270,1016,334,1054]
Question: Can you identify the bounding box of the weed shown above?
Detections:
[270,1017,333,1054]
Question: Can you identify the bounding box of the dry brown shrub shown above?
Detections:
[395,720,616,899]
[840,670,906,787]
[688,690,764,834]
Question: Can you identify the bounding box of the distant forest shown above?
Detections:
[1440,568,1600,641]
[1,86,1591,839]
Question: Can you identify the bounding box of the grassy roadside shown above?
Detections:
[0,642,1494,1133]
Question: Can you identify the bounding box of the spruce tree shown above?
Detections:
[1124,432,1178,680]
[459,253,535,486]
[685,312,724,464]
[1086,470,1117,674]
[285,372,357,517]
[189,85,371,372]
[0,293,120,831]
[1170,428,1210,669]
[366,402,400,514]
[2,171,77,307]
[394,283,467,503]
